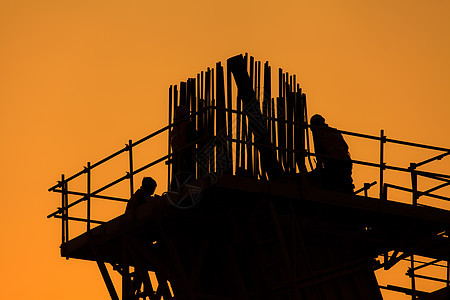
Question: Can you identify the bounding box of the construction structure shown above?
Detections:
[48,54,450,299]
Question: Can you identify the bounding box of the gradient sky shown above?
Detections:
[1,0,450,299]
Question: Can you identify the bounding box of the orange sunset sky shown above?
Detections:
[1,0,450,299]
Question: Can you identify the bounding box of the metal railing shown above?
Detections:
[48,105,450,245]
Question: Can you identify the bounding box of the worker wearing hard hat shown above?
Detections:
[310,114,354,193]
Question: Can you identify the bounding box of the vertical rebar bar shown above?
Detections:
[286,78,294,174]
[191,78,197,179]
[241,97,247,173]
[210,99,215,173]
[168,86,173,190]
[236,86,241,171]
[298,91,307,173]
[216,62,226,175]
[180,81,187,107]
[226,62,233,173]
[254,60,261,178]
[206,68,212,173]
[174,85,178,109]
[247,56,254,176]
[410,163,418,206]
[211,68,215,173]
[271,98,276,149]
[201,71,204,101]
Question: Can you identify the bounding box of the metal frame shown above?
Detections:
[48,54,450,299]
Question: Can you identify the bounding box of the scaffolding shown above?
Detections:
[48,54,450,299]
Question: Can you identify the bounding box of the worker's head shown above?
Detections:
[142,177,157,194]
[310,114,326,126]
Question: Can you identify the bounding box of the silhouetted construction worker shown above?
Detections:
[170,105,196,189]
[125,177,157,213]
[310,114,354,193]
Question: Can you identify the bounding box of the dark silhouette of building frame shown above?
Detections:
[48,54,450,300]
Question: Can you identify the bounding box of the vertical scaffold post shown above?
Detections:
[128,139,134,196]
[410,163,418,206]
[379,130,385,200]
[86,162,91,231]
[61,174,66,244]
